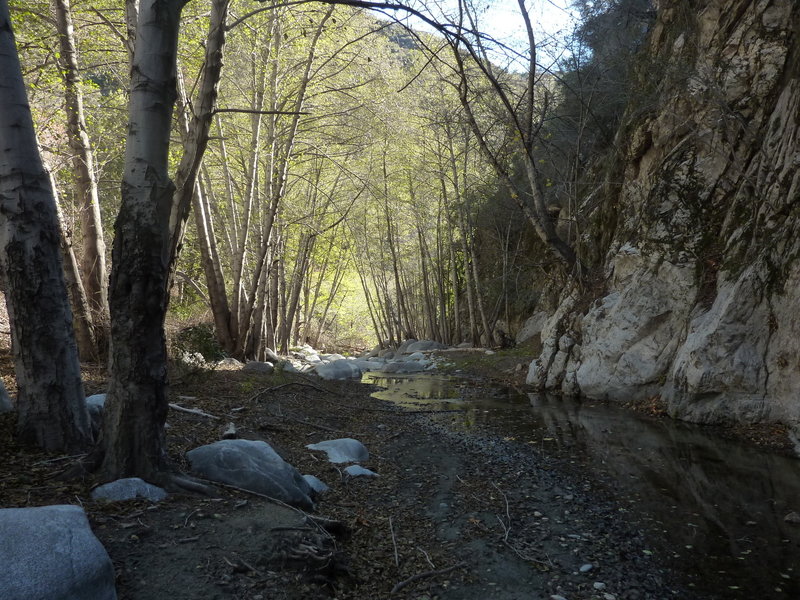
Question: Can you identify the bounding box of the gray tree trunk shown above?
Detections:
[0,0,90,451]
[54,0,109,333]
[101,0,188,481]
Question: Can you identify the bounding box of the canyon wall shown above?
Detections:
[528,0,800,429]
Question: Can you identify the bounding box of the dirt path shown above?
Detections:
[2,367,693,599]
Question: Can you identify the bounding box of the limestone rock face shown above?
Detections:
[527,0,800,429]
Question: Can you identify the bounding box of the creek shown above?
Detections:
[362,371,800,598]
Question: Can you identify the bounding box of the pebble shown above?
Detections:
[593,582,607,590]
[534,511,543,518]
[603,594,616,600]
[784,512,800,524]
[550,595,568,600]
[579,563,593,573]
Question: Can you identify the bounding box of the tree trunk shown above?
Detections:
[54,0,109,339]
[101,0,188,481]
[0,0,90,451]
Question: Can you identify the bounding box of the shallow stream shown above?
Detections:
[362,372,800,598]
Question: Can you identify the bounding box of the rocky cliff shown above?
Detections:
[528,0,800,431]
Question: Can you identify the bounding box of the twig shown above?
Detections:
[169,403,220,420]
[389,516,399,567]
[33,453,87,466]
[492,482,511,542]
[391,561,467,594]
[177,536,200,544]
[184,508,200,527]
[417,546,436,569]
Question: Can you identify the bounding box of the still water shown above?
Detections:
[362,372,800,598]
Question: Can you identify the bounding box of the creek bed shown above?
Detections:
[362,371,800,599]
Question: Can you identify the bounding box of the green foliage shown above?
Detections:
[171,324,226,363]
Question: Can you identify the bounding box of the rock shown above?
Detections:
[406,340,447,353]
[516,311,549,345]
[86,393,107,436]
[380,361,425,374]
[579,563,593,573]
[575,256,696,402]
[406,351,427,361]
[550,595,568,600]
[0,505,116,600]
[396,339,418,354]
[222,422,238,439]
[315,359,362,380]
[279,360,299,373]
[344,465,378,477]
[378,349,396,359]
[263,347,281,363]
[217,357,243,369]
[352,358,385,372]
[242,361,274,374]
[0,379,12,413]
[303,474,329,494]
[306,438,369,463]
[784,511,800,524]
[456,342,473,348]
[91,478,167,502]
[187,440,313,509]
[593,582,607,590]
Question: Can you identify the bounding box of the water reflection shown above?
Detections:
[362,372,800,598]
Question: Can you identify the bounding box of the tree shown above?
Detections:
[100,0,189,481]
[0,0,91,451]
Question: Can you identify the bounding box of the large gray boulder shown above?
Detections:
[396,339,418,354]
[0,505,116,600]
[0,380,12,413]
[91,478,167,502]
[187,439,313,509]
[242,361,274,374]
[315,359,362,380]
[306,438,369,463]
[405,340,447,353]
[380,361,425,374]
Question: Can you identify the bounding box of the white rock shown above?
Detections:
[315,359,362,380]
[344,465,378,477]
[516,311,549,345]
[0,379,12,413]
[593,582,607,591]
[91,478,167,502]
[0,505,117,600]
[303,474,329,494]
[242,361,274,374]
[306,438,369,463]
[579,563,593,573]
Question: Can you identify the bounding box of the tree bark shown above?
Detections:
[0,0,91,451]
[101,0,188,481]
[54,0,109,332]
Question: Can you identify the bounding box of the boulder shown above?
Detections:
[0,505,116,600]
[516,311,549,345]
[217,357,244,369]
[91,478,167,502]
[263,347,282,363]
[242,361,274,374]
[396,339,418,354]
[405,340,447,353]
[352,358,385,372]
[380,361,425,374]
[0,380,12,413]
[85,393,107,436]
[187,440,313,509]
[306,438,369,463]
[315,359,362,380]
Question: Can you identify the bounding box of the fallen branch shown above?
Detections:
[169,403,220,420]
[391,561,467,594]
[389,516,399,567]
